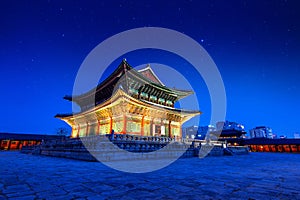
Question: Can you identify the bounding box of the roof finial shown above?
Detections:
[123,58,127,62]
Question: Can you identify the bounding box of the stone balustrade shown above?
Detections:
[21,134,249,161]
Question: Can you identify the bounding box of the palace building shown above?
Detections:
[0,132,65,150]
[56,60,201,138]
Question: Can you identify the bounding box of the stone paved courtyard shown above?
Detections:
[0,151,300,200]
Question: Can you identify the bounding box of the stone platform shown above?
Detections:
[21,135,248,162]
[0,151,300,199]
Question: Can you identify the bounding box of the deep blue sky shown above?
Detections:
[0,0,299,137]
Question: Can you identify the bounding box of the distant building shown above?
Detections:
[196,125,216,139]
[0,132,65,150]
[182,125,216,139]
[216,121,245,131]
[183,120,247,143]
[205,121,247,145]
[182,126,198,139]
[249,126,273,139]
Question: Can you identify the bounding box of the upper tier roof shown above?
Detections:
[64,60,194,107]
[138,64,165,86]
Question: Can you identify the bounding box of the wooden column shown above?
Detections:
[159,119,163,137]
[122,115,127,134]
[109,117,113,134]
[7,140,11,150]
[179,123,182,139]
[97,120,101,135]
[168,120,172,138]
[150,119,153,136]
[141,116,145,136]
[86,122,89,137]
[77,124,80,138]
[71,127,74,138]
[16,141,21,150]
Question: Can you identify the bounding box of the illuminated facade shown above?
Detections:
[249,126,273,138]
[0,133,64,150]
[56,60,201,138]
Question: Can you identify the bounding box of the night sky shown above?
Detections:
[0,0,299,137]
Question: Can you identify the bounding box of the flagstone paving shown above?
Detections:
[0,151,299,199]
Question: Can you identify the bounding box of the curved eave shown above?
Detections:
[55,113,73,118]
[57,88,201,122]
[174,90,194,100]
[63,95,73,101]
[66,59,130,102]
[172,88,194,95]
